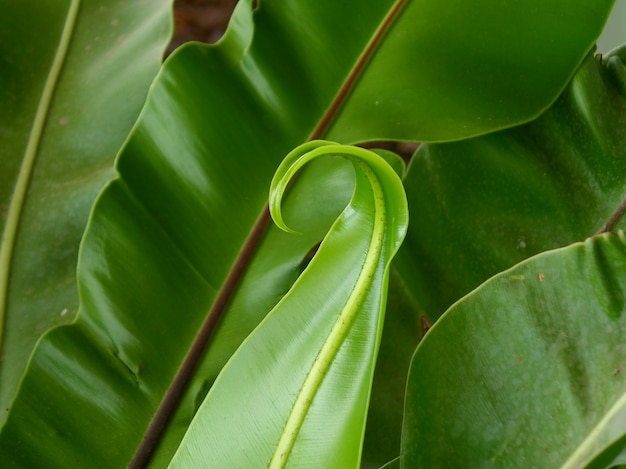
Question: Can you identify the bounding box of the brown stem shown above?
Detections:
[129,1,408,466]
[309,0,408,140]
[597,195,626,234]
[128,208,271,468]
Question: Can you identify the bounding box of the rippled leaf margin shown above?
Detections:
[0,0,618,466]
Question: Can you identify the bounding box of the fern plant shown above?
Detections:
[1,0,626,467]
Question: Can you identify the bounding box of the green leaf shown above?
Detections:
[169,142,408,467]
[401,233,626,467]
[328,0,616,142]
[397,48,626,321]
[0,0,172,422]
[583,433,626,469]
[380,457,401,469]
[0,0,616,466]
[150,154,362,467]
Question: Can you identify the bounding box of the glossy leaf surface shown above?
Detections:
[397,49,626,321]
[0,0,172,420]
[402,233,626,467]
[1,1,406,464]
[169,142,408,468]
[329,0,615,142]
[0,0,618,466]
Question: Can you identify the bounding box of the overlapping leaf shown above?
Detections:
[398,48,626,468]
[329,0,615,142]
[402,233,626,467]
[0,0,172,423]
[169,142,408,468]
[0,0,617,466]
[396,48,626,321]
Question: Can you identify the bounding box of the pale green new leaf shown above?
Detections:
[329,0,615,142]
[169,142,408,468]
[0,0,617,466]
[402,233,626,467]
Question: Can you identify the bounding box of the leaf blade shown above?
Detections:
[0,0,173,423]
[1,0,617,465]
[401,233,626,467]
[397,49,626,321]
[330,0,615,142]
[169,143,408,468]
[0,0,79,343]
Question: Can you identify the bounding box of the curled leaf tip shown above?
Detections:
[269,140,408,239]
[266,139,408,466]
[170,139,408,468]
[269,140,338,234]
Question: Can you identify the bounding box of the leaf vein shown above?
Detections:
[0,0,81,355]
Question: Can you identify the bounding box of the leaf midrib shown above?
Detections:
[0,0,81,354]
[268,149,387,468]
[128,0,408,466]
[561,389,626,468]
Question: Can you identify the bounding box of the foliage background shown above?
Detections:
[1,0,624,466]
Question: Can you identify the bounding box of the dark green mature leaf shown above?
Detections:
[169,142,408,467]
[402,233,626,467]
[0,0,616,466]
[329,0,615,142]
[149,155,361,466]
[0,1,403,464]
[0,0,172,422]
[397,49,626,321]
